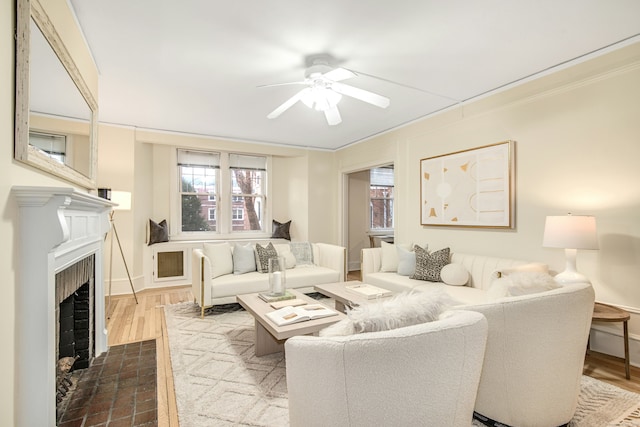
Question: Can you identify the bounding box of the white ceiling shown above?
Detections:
[69,0,640,150]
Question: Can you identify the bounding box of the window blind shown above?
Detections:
[229,153,266,171]
[177,149,220,168]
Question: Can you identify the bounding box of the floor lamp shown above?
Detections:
[107,191,138,319]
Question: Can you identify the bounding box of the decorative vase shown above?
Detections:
[268,256,286,296]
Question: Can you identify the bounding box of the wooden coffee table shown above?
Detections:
[236,289,345,356]
[314,281,394,312]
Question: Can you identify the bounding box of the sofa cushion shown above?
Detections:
[440,263,470,286]
[210,266,340,298]
[273,244,297,269]
[320,290,448,336]
[492,262,549,280]
[203,242,233,279]
[487,272,560,300]
[380,241,399,272]
[412,246,450,282]
[396,246,416,276]
[233,243,257,275]
[255,242,278,273]
[290,242,314,266]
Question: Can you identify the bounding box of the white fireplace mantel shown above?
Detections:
[13,186,114,427]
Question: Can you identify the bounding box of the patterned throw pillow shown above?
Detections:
[411,246,450,282]
[289,242,314,265]
[255,242,278,273]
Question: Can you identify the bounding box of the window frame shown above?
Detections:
[369,167,395,232]
[172,148,272,240]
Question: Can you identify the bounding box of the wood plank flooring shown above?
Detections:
[106,280,640,427]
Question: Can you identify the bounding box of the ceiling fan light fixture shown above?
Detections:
[264,54,388,126]
[301,85,342,112]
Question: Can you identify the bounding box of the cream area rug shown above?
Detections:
[164,301,640,427]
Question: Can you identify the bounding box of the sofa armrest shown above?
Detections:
[361,247,382,282]
[313,243,346,282]
[192,249,212,317]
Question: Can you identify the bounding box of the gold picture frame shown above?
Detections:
[420,141,515,228]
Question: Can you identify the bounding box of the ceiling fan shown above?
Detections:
[263,55,390,126]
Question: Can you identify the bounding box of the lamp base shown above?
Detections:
[553,270,591,285]
[553,248,591,285]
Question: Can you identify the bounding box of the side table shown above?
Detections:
[590,302,630,379]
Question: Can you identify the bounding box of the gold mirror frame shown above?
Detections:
[15,0,98,189]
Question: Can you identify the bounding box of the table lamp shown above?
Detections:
[542,214,598,284]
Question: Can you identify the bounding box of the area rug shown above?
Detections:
[164,301,640,427]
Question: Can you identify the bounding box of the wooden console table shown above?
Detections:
[590,302,630,379]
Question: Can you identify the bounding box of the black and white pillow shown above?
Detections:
[255,242,278,273]
[411,246,450,282]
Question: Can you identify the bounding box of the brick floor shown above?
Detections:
[57,340,157,427]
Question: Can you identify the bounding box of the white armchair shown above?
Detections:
[468,282,595,427]
[285,310,488,427]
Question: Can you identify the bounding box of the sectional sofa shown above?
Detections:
[359,243,595,427]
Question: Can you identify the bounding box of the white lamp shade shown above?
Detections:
[543,215,598,250]
[111,191,131,211]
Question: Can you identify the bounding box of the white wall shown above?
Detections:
[95,128,341,293]
[337,41,640,364]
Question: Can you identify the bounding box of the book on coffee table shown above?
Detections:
[270,298,308,309]
[258,291,296,303]
[265,304,338,326]
[345,283,392,299]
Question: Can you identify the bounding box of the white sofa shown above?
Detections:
[361,247,531,305]
[360,245,596,426]
[192,242,345,316]
[286,310,489,427]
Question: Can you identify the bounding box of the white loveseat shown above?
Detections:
[192,241,345,316]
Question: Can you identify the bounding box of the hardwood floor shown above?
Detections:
[106,281,640,427]
[106,286,191,427]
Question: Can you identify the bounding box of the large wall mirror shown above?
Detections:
[15,0,98,189]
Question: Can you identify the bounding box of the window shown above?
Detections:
[230,154,266,232]
[370,167,394,230]
[178,149,219,232]
[232,208,244,220]
[177,149,267,235]
[29,131,66,164]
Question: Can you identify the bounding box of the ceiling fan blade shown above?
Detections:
[331,82,390,108]
[267,88,310,119]
[257,81,307,89]
[323,67,356,82]
[324,106,342,126]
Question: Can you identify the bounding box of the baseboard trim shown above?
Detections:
[590,325,640,368]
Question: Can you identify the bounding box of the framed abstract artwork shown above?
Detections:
[420,141,515,228]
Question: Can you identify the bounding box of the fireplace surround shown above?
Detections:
[13,186,113,427]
